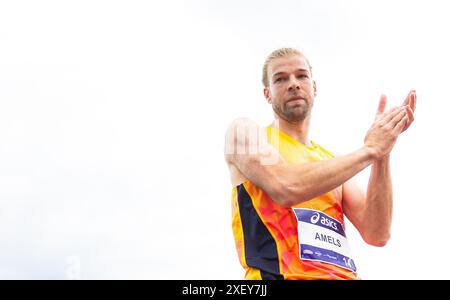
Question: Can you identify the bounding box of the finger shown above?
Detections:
[410,90,417,112]
[394,114,409,134]
[402,90,415,106]
[403,90,417,113]
[377,94,387,116]
[402,106,415,132]
[402,90,412,106]
[388,107,407,128]
[379,106,402,125]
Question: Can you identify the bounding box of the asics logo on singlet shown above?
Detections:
[321,216,338,230]
[311,212,338,230]
[310,213,320,224]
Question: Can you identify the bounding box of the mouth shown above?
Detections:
[287,97,305,103]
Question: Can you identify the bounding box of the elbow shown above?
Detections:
[269,188,293,208]
[363,233,391,247]
[273,196,295,208]
[367,239,389,247]
[271,181,308,208]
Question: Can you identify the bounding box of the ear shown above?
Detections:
[264,87,272,104]
[313,80,317,97]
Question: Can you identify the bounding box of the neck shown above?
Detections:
[271,114,312,146]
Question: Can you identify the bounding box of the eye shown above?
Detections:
[274,77,286,83]
[297,74,308,79]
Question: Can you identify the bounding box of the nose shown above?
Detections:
[287,75,300,91]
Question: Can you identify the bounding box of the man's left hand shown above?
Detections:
[401,89,416,132]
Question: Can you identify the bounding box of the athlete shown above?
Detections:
[224,48,416,279]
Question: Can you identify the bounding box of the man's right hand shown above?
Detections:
[363,94,410,160]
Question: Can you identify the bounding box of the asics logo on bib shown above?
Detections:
[311,213,338,231]
[310,213,320,224]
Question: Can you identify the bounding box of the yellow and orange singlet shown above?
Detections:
[231,126,358,280]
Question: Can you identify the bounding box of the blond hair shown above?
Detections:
[262,47,312,87]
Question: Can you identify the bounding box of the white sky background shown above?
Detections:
[0,0,448,279]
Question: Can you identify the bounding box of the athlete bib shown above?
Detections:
[293,208,357,272]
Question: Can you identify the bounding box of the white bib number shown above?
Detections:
[292,208,357,272]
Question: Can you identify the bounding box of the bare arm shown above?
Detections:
[343,91,416,246]
[224,103,408,207]
[366,156,393,245]
[343,157,392,247]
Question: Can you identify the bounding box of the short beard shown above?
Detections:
[272,99,312,123]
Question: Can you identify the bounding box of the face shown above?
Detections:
[264,54,317,123]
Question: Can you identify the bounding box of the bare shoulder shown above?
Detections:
[225,117,260,139]
[224,117,260,186]
[223,118,284,187]
[224,117,261,162]
[332,151,342,157]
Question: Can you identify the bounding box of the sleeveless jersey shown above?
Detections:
[231,126,358,280]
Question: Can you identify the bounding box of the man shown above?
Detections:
[224,48,416,280]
